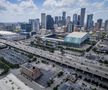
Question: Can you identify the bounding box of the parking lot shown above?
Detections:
[0,48,29,64]
[31,60,60,87]
[36,69,55,87]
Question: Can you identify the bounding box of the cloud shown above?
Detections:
[42,0,108,21]
[0,0,108,22]
[0,0,40,22]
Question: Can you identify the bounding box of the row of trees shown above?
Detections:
[0,57,19,76]
[0,58,9,76]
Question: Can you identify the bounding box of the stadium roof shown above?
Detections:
[66,32,88,38]
[64,32,89,45]
[0,73,33,90]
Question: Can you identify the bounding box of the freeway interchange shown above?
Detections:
[0,39,108,80]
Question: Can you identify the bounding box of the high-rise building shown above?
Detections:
[73,14,78,25]
[46,15,54,30]
[21,23,32,32]
[29,19,34,31]
[62,11,66,25]
[35,19,40,32]
[104,20,108,31]
[77,15,80,25]
[41,13,46,29]
[94,22,99,31]
[58,16,62,21]
[58,16,62,27]
[3,23,16,31]
[86,14,93,30]
[80,8,86,27]
[29,19,38,32]
[67,22,74,33]
[66,16,71,25]
[55,16,59,24]
[97,19,103,29]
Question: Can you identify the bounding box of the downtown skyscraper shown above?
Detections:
[97,19,103,29]
[104,20,108,31]
[62,11,66,25]
[41,13,46,29]
[55,16,59,24]
[73,14,78,25]
[86,14,93,30]
[46,15,54,30]
[66,16,71,25]
[80,8,86,27]
[29,19,40,33]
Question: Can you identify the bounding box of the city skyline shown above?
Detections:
[0,1,108,90]
[0,0,108,22]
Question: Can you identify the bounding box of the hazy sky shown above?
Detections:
[0,0,108,22]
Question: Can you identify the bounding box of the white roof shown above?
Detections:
[42,37,64,42]
[66,32,88,38]
[0,73,33,90]
[0,31,16,35]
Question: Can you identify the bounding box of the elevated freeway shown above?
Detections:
[0,39,108,80]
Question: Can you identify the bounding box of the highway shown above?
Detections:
[0,39,108,80]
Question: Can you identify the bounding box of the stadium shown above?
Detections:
[64,32,90,47]
[41,32,90,47]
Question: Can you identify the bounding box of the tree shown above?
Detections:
[60,47,65,56]
[30,41,34,45]
[47,79,54,87]
[57,71,63,77]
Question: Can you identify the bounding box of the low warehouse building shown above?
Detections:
[0,31,26,41]
[21,63,42,80]
[0,73,33,90]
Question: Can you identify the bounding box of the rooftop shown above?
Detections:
[66,32,88,38]
[0,31,26,40]
[21,63,42,80]
[0,43,6,47]
[0,73,33,90]
[0,31,16,35]
[22,63,41,75]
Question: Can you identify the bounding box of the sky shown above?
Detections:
[0,0,108,22]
